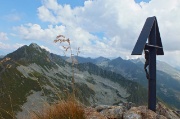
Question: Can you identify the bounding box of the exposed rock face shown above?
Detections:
[156,102,180,119]
[84,107,108,119]
[85,103,180,119]
[96,105,126,118]
[123,106,166,119]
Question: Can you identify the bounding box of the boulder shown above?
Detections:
[84,107,108,119]
[99,106,126,119]
[123,106,166,119]
[122,102,136,110]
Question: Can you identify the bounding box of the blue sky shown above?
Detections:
[0,0,180,67]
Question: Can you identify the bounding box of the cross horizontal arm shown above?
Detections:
[146,44,163,49]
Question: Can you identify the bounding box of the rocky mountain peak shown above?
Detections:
[4,43,51,64]
[112,57,123,62]
[95,56,110,62]
[29,43,42,53]
[108,57,124,66]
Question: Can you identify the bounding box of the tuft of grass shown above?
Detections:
[31,98,85,119]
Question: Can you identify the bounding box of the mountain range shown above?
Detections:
[63,53,180,110]
[0,43,180,118]
[0,43,148,118]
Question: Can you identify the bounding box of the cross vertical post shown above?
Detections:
[131,16,164,112]
[148,21,156,111]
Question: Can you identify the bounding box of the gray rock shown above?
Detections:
[124,112,142,119]
[95,105,126,119]
[95,105,111,112]
[123,106,167,119]
[123,102,136,110]
[84,107,108,119]
[87,103,180,119]
[100,106,125,119]
[156,102,180,119]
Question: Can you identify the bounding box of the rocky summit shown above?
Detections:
[85,102,180,119]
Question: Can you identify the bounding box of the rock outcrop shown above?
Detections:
[156,102,180,119]
[96,105,126,118]
[84,107,108,119]
[84,102,180,119]
[123,106,166,119]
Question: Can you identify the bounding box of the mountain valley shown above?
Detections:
[63,55,180,110]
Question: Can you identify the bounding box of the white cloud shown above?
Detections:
[39,0,180,55]
[0,42,24,50]
[13,0,180,66]
[158,50,180,67]
[0,32,9,40]
[14,23,102,56]
[13,24,66,41]
[38,6,58,23]
[13,43,25,49]
[0,42,10,49]
[40,45,51,52]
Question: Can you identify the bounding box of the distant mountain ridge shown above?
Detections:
[61,56,110,64]
[63,56,180,109]
[0,55,4,60]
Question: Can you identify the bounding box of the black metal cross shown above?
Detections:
[131,16,164,112]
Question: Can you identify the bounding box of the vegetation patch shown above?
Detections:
[31,99,85,119]
[85,76,96,84]
[0,67,41,118]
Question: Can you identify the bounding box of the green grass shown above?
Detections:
[0,67,41,118]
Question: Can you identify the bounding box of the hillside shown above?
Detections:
[0,43,147,118]
[131,58,180,109]
[63,56,180,110]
